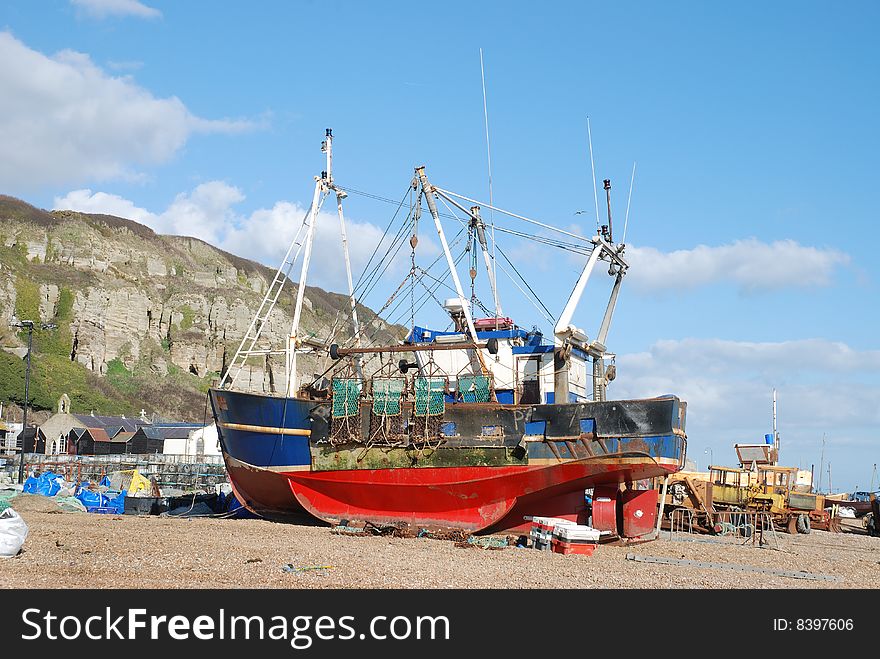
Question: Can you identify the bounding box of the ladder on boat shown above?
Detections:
[219,213,311,391]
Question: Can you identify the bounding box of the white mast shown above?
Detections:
[416,166,479,343]
[323,129,363,366]
[554,237,604,344]
[772,387,778,462]
[471,206,501,316]
[286,178,325,397]
[433,186,503,318]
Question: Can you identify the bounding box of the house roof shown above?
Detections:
[158,426,201,439]
[138,427,166,440]
[40,412,201,442]
[110,431,135,444]
[71,414,150,433]
[86,428,111,443]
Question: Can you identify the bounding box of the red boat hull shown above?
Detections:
[226,454,680,534]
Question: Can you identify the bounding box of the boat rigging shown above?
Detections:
[208,128,688,537]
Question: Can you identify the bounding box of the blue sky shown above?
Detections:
[1,1,878,492]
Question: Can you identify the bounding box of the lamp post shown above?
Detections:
[704,447,713,470]
[10,318,56,484]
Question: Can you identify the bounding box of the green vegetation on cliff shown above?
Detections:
[0,194,399,421]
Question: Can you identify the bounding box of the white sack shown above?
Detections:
[0,508,29,558]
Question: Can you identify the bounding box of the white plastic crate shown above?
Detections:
[553,524,601,542]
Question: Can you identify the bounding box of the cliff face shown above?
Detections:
[0,195,401,420]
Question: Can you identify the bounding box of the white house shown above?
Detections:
[162,423,221,457]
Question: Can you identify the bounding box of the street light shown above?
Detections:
[10,317,56,484]
[704,447,713,470]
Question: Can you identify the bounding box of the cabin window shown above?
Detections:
[441,422,457,436]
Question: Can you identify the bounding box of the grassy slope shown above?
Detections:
[1,195,399,421]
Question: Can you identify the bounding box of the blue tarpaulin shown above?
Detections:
[74,486,126,514]
[22,471,63,497]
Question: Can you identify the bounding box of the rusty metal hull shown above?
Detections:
[210,388,687,534]
[226,454,681,533]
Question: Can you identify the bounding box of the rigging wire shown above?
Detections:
[352,203,415,303]
[490,224,592,253]
[347,185,590,253]
[623,161,637,245]
[386,248,470,332]
[479,47,500,314]
[361,185,559,332]
[380,229,468,330]
[492,256,555,327]
[368,223,465,325]
[587,116,601,232]
[336,176,598,368]
[340,226,468,353]
[351,185,412,293]
[434,187,590,243]
[495,244,556,322]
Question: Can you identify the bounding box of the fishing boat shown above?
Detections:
[209,129,688,538]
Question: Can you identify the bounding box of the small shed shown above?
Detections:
[128,427,166,454]
[72,427,130,455]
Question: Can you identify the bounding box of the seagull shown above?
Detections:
[574,210,587,215]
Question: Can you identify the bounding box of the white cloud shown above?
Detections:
[625,239,850,293]
[0,32,257,190]
[53,188,155,224]
[611,337,880,490]
[71,0,162,20]
[632,338,880,376]
[161,182,246,245]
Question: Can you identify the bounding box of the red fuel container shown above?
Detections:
[621,489,658,538]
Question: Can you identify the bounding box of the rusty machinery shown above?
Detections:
[657,465,839,535]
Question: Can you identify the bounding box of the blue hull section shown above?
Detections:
[210,389,313,469]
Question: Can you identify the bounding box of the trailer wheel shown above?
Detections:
[796,513,811,534]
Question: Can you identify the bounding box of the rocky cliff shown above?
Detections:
[0,195,402,420]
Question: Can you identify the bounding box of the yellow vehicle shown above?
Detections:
[744,466,830,534]
[657,464,836,534]
[708,466,749,509]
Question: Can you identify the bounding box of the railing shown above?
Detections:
[669,507,697,534]
[714,510,780,549]
[663,508,779,550]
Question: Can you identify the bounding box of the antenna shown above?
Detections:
[772,387,778,461]
[479,48,501,319]
[622,161,636,245]
[587,117,601,233]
